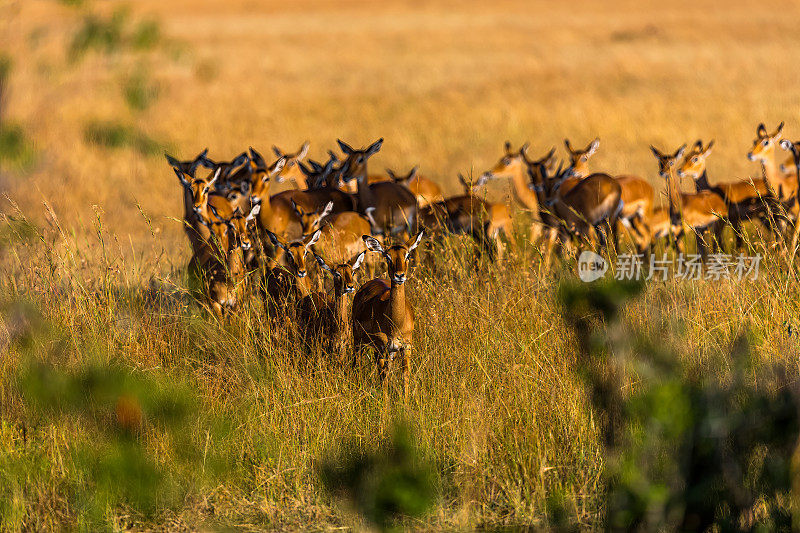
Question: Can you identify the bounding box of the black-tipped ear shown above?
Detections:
[231,152,249,169]
[272,145,284,158]
[165,153,181,169]
[249,147,266,168]
[386,168,397,180]
[174,167,191,188]
[564,139,573,152]
[309,159,324,173]
[337,139,355,155]
[290,198,303,217]
[297,141,310,160]
[363,235,384,253]
[297,161,313,177]
[694,140,703,151]
[757,123,767,138]
[366,138,383,156]
[587,138,599,155]
[408,165,419,179]
[314,253,332,272]
[705,139,715,153]
[351,250,366,271]
[504,141,512,153]
[675,144,687,159]
[650,145,663,158]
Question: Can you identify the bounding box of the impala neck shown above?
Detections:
[333,284,350,332]
[694,170,711,193]
[760,148,783,195]
[666,167,683,221]
[389,278,406,329]
[355,174,379,213]
[510,159,541,215]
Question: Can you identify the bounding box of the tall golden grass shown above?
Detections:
[3,0,800,529]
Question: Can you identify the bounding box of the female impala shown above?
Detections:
[650,144,727,258]
[530,163,623,252]
[386,166,444,208]
[338,138,418,238]
[747,122,798,232]
[678,140,770,250]
[353,232,423,402]
[291,200,373,269]
[564,137,654,253]
[262,229,321,325]
[295,251,366,363]
[480,143,555,246]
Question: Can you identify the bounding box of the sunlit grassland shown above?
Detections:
[3,0,800,529]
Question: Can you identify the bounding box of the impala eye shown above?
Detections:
[502,158,511,165]
[692,157,698,163]
[763,139,769,146]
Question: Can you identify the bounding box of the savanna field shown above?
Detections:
[3,0,800,530]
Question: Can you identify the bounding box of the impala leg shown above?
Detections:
[401,344,411,404]
[377,350,391,401]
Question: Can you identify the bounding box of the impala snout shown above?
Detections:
[747,152,756,161]
[344,284,355,294]
[393,273,407,284]
[297,269,307,278]
[249,196,262,206]
[241,241,251,251]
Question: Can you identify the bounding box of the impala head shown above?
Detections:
[747,122,784,162]
[386,165,419,184]
[271,141,311,185]
[180,167,221,215]
[165,148,211,181]
[338,138,384,183]
[248,151,287,203]
[480,141,529,180]
[267,229,321,278]
[203,152,249,181]
[564,137,599,177]
[535,161,574,204]
[363,232,423,285]
[225,204,261,251]
[291,200,333,233]
[677,140,714,179]
[779,138,800,174]
[314,251,366,294]
[650,144,687,179]
[298,154,340,189]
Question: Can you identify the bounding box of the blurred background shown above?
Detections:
[3,0,800,252]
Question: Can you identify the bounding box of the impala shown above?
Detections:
[167,150,216,251]
[337,138,418,238]
[353,232,423,401]
[262,229,322,325]
[747,122,798,231]
[564,137,654,253]
[650,144,727,258]
[191,204,260,319]
[295,251,366,363]
[386,166,444,208]
[480,143,556,246]
[530,163,623,252]
[678,140,770,250]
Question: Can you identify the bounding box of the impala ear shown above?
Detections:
[366,138,383,156]
[319,201,334,221]
[305,229,321,249]
[297,141,310,160]
[650,145,663,159]
[564,139,573,153]
[165,153,181,169]
[757,123,767,138]
[544,147,555,160]
[314,253,332,272]
[266,230,287,251]
[504,141,512,153]
[297,161,313,177]
[363,235,384,253]
[190,150,209,175]
[246,203,261,222]
[406,231,424,257]
[520,143,529,156]
[290,199,303,217]
[458,173,468,188]
[272,145,284,158]
[269,157,286,177]
[587,138,600,156]
[231,152,249,170]
[694,139,703,151]
[337,139,355,155]
[408,165,419,180]
[704,140,715,156]
[249,147,266,168]
[775,121,785,139]
[173,168,191,188]
[351,250,366,271]
[675,144,687,159]
[207,167,221,189]
[386,168,397,180]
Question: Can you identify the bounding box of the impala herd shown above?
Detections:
[166,122,800,399]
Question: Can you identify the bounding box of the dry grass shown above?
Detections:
[3,0,800,530]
